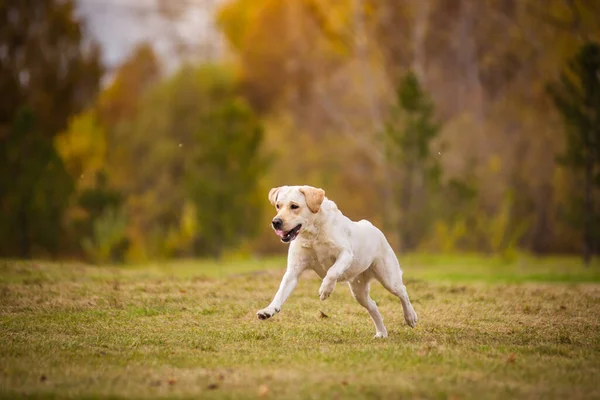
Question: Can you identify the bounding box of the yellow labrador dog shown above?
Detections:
[256,185,418,338]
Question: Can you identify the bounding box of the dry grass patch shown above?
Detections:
[1,256,599,399]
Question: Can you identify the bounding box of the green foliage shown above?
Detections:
[548,42,600,169]
[0,108,74,257]
[81,206,129,264]
[478,191,530,262]
[383,71,443,250]
[547,41,600,263]
[187,97,268,259]
[385,72,441,165]
[76,171,125,259]
[6,0,599,259]
[162,201,199,258]
[110,65,234,260]
[420,176,479,253]
[0,0,102,138]
[0,0,102,258]
[91,62,267,261]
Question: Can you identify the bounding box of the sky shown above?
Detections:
[76,0,224,73]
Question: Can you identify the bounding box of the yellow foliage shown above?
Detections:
[475,192,529,261]
[54,111,106,186]
[488,155,501,174]
[216,0,271,51]
[163,201,198,258]
[420,220,468,253]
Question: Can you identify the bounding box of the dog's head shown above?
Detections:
[268,185,325,243]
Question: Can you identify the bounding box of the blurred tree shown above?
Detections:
[0,0,102,138]
[0,0,102,257]
[96,43,161,129]
[56,44,162,260]
[55,110,107,185]
[101,63,266,260]
[98,43,162,195]
[0,108,73,257]
[547,41,600,265]
[76,170,127,262]
[187,97,268,259]
[383,71,441,251]
[214,0,600,255]
[217,0,350,115]
[122,65,235,260]
[81,206,129,264]
[55,111,122,257]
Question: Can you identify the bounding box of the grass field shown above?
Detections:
[1,254,599,399]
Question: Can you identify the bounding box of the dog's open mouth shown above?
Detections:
[275,224,302,243]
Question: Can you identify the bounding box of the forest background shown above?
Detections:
[1,0,599,264]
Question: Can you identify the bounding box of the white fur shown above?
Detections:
[256,185,418,338]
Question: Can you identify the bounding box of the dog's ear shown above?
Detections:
[268,187,281,206]
[300,186,325,213]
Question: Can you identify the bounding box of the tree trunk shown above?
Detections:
[18,201,30,258]
[399,163,414,251]
[456,0,483,121]
[583,153,592,266]
[353,0,383,132]
[412,0,430,82]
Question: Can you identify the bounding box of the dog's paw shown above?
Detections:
[373,330,388,338]
[256,307,279,320]
[404,308,418,328]
[318,279,336,301]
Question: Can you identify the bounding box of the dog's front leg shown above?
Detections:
[319,250,353,301]
[257,264,304,320]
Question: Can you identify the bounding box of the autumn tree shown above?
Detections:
[111,65,226,260]
[547,41,600,265]
[0,0,102,257]
[55,44,161,260]
[0,108,74,257]
[0,0,102,138]
[96,43,161,130]
[187,97,268,259]
[383,71,442,251]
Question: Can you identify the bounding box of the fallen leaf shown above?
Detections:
[40,375,47,382]
[258,384,269,397]
[207,383,219,390]
[319,310,329,319]
[167,378,177,385]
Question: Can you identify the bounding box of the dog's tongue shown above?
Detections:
[275,229,285,238]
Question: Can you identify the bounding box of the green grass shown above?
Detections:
[1,254,599,399]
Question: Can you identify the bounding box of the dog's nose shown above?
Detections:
[272,218,283,230]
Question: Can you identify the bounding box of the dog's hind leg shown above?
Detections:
[348,277,388,338]
[372,250,418,328]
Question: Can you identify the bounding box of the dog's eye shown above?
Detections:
[290,204,299,210]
